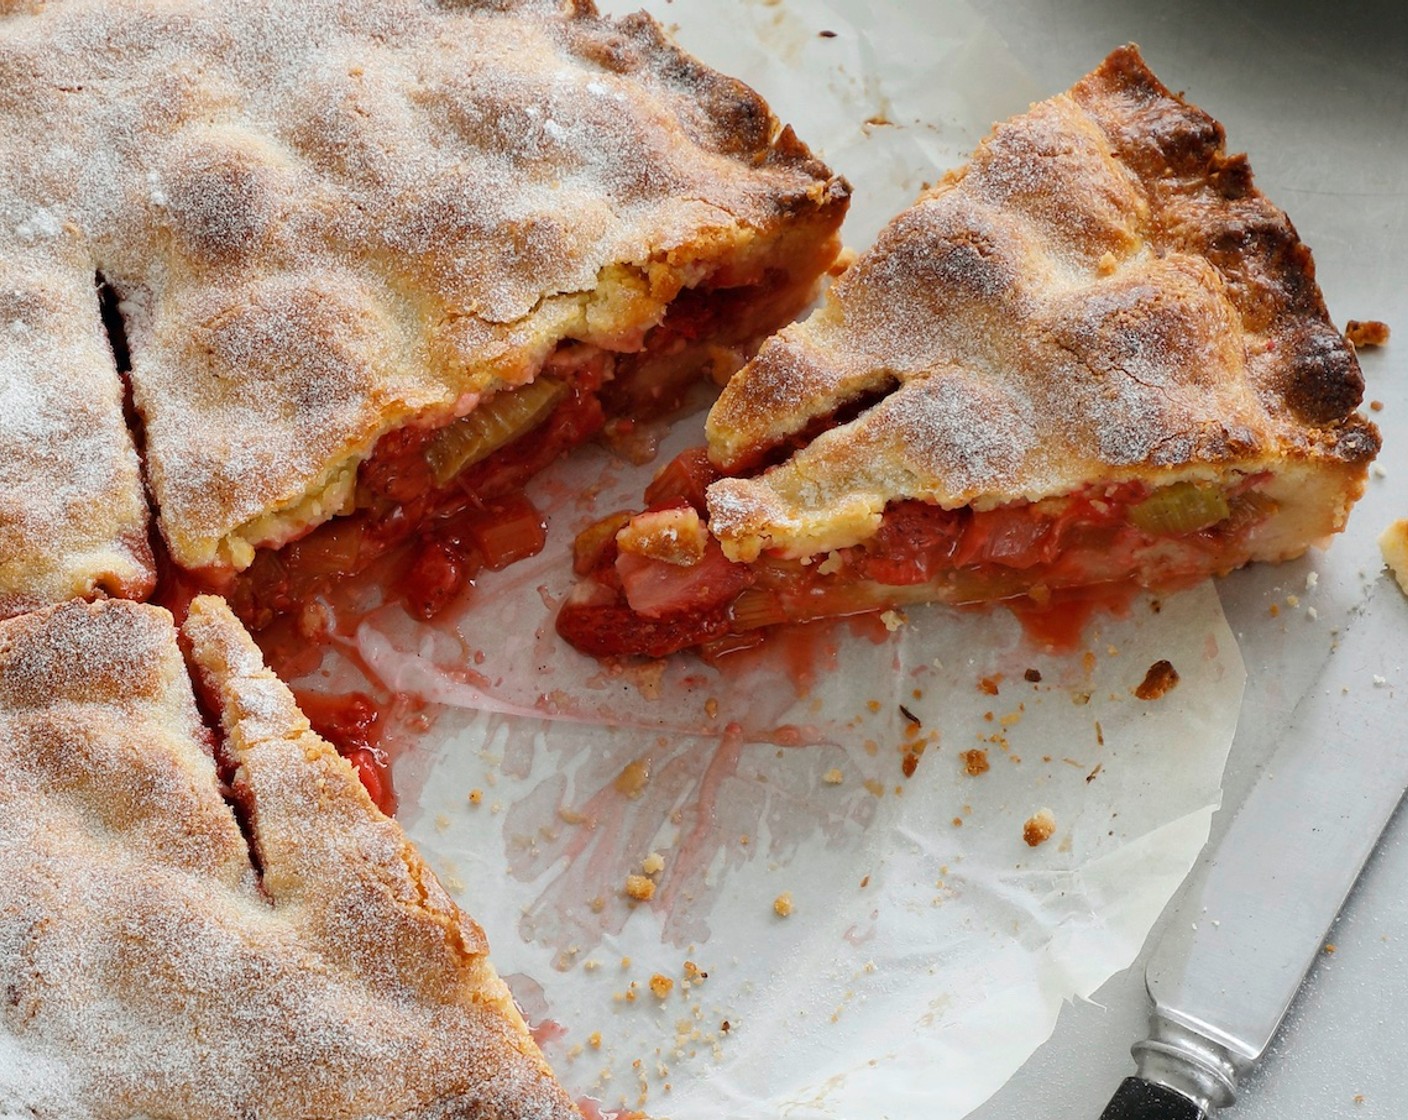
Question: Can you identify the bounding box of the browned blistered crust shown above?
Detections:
[706,45,1378,563]
[0,597,579,1119]
[0,0,847,586]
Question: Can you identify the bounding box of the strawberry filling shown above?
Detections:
[557,450,1278,659]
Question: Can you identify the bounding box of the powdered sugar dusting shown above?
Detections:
[0,246,153,617]
[0,0,842,574]
[706,47,1369,555]
[0,597,577,1117]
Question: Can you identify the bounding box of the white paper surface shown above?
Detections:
[303,3,1250,1116]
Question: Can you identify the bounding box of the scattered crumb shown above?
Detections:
[1086,762,1103,783]
[1134,659,1180,701]
[822,767,844,784]
[1379,520,1408,595]
[879,609,905,631]
[818,28,837,37]
[468,788,483,806]
[1023,668,1042,683]
[588,1031,602,1049]
[960,749,990,776]
[683,961,707,983]
[625,874,656,901]
[1023,808,1057,848]
[1286,594,1300,608]
[1345,319,1390,347]
[1354,1093,1366,1105]
[704,697,719,720]
[615,759,651,798]
[951,817,963,828]
[1372,463,1388,480]
[978,676,1000,696]
[649,974,674,999]
[773,891,794,918]
[1324,943,1337,954]
[641,852,665,875]
[816,550,844,576]
[589,895,606,913]
[898,703,921,727]
[1306,571,1319,590]
[1371,400,1384,412]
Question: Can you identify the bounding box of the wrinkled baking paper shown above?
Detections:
[319,2,1244,1116]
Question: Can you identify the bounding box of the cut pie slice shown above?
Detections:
[0,244,153,620]
[0,596,579,1119]
[558,45,1380,659]
[0,0,846,626]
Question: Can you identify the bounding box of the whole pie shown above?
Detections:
[0,0,847,626]
[557,45,1381,658]
[0,596,578,1118]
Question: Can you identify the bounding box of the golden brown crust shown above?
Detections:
[0,248,154,619]
[705,45,1378,562]
[0,0,847,574]
[0,598,578,1119]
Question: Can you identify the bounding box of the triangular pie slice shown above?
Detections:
[0,243,153,618]
[557,45,1380,658]
[0,596,578,1118]
[0,0,847,625]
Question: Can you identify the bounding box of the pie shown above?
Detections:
[0,596,578,1118]
[0,0,848,628]
[557,45,1381,659]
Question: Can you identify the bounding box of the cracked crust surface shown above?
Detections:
[705,45,1378,562]
[0,596,578,1118]
[0,0,846,576]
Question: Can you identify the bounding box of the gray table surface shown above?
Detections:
[960,2,1408,1117]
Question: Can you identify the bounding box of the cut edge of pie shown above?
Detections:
[0,594,580,1119]
[556,44,1380,659]
[0,0,850,630]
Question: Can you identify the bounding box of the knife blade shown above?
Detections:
[1099,573,1408,1119]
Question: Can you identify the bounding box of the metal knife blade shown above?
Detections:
[1100,574,1408,1119]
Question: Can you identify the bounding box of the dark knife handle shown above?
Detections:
[1099,1077,1208,1120]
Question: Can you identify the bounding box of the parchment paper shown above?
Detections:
[312,3,1248,1115]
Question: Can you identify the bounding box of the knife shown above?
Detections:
[1099,573,1408,1119]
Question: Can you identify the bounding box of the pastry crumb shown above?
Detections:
[960,749,990,776]
[1345,319,1390,348]
[1134,659,1180,700]
[879,608,905,631]
[625,874,656,901]
[773,891,794,918]
[641,851,665,875]
[1023,808,1057,847]
[588,1031,602,1049]
[468,788,483,806]
[822,767,844,784]
[649,973,674,999]
[1379,520,1408,595]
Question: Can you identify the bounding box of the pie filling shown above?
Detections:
[181,265,813,637]
[556,448,1284,659]
[148,265,827,802]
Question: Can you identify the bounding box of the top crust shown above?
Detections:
[0,247,154,618]
[0,597,579,1119]
[705,45,1378,561]
[0,0,847,574]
